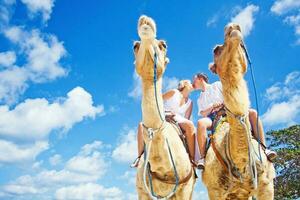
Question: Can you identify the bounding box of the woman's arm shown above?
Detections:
[163,90,175,101]
[185,101,193,120]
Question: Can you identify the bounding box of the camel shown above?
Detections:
[202,23,276,200]
[133,15,196,200]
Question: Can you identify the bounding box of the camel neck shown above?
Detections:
[141,78,164,129]
[219,40,251,169]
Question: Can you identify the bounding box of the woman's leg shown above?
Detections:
[179,121,195,160]
[197,118,212,158]
[137,122,144,157]
[131,122,144,168]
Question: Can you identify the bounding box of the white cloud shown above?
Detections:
[0,51,16,67]
[119,170,136,185]
[262,71,300,127]
[0,140,48,163]
[271,0,300,15]
[0,87,104,141]
[271,0,300,44]
[128,71,179,100]
[0,26,67,104]
[231,4,259,37]
[49,154,62,166]
[0,0,15,26]
[2,184,38,195]
[112,129,137,163]
[206,14,219,27]
[66,141,108,177]
[55,183,122,200]
[21,0,55,22]
[262,95,300,126]
[4,26,67,82]
[0,141,116,199]
[0,87,103,165]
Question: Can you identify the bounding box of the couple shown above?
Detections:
[131,45,277,169]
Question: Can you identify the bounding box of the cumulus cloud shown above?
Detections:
[4,26,67,81]
[0,51,16,67]
[0,26,67,104]
[55,183,122,200]
[231,4,259,37]
[262,71,300,127]
[21,0,55,22]
[0,141,113,199]
[66,141,108,177]
[0,87,104,141]
[112,129,137,163]
[271,0,300,15]
[0,140,48,163]
[128,71,179,100]
[271,0,300,44]
[0,87,104,165]
[49,154,62,166]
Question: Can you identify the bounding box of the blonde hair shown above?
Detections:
[177,80,191,91]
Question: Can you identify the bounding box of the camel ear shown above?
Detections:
[158,40,167,51]
[133,41,141,55]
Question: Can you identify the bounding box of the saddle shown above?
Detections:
[165,112,189,151]
[206,106,227,153]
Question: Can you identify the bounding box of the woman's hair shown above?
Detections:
[177,80,191,91]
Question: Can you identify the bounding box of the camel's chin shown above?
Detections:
[139,31,154,40]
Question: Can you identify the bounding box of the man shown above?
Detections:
[193,46,277,170]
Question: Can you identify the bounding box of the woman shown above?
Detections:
[131,80,196,168]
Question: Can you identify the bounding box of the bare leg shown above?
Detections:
[248,109,265,145]
[197,118,212,158]
[179,121,195,160]
[131,123,145,167]
[137,122,144,156]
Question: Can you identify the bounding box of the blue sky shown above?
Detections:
[0,0,299,199]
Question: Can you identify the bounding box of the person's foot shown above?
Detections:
[195,158,205,170]
[265,149,277,162]
[130,156,141,168]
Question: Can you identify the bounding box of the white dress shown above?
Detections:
[164,89,192,123]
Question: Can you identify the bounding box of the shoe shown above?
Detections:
[195,158,205,170]
[265,149,277,162]
[130,156,141,168]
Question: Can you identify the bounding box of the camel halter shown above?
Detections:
[142,48,180,200]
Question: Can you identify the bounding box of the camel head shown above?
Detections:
[138,15,157,40]
[215,23,247,76]
[133,15,169,80]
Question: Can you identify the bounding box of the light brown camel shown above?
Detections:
[133,15,196,200]
[202,23,276,200]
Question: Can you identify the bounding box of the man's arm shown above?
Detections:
[200,106,214,117]
[200,102,223,117]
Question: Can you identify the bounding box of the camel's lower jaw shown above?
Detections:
[139,32,154,40]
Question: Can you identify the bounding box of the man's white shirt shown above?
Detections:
[197,81,223,116]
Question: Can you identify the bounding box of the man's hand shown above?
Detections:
[211,102,224,113]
